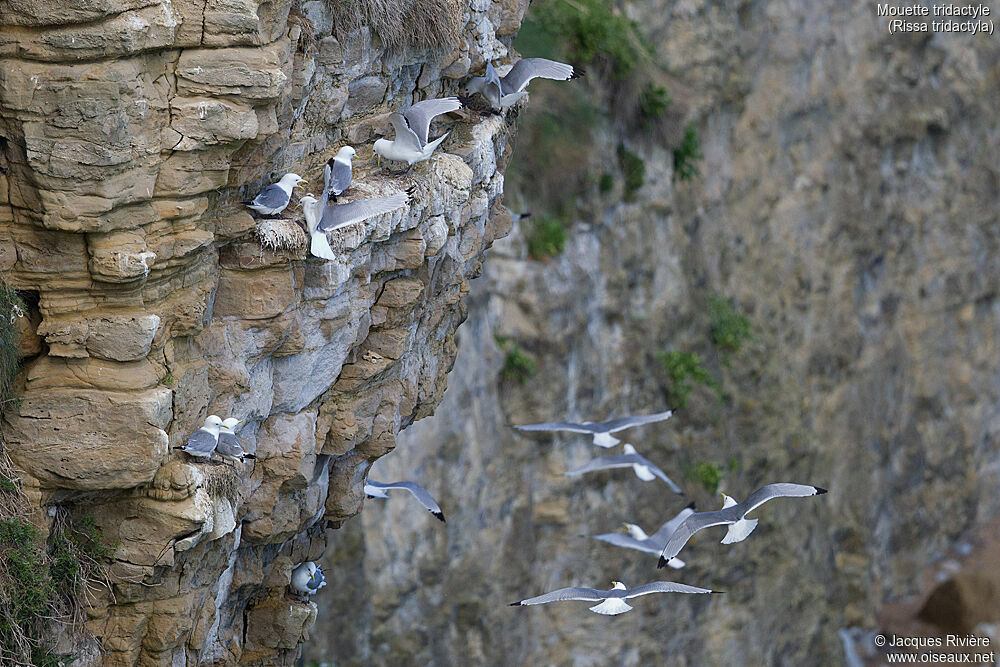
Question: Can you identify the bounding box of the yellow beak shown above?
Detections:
[377,154,381,167]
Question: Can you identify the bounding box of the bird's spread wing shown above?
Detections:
[516,587,606,606]
[251,184,288,209]
[501,58,577,94]
[319,193,408,232]
[484,62,503,102]
[513,421,597,434]
[658,511,735,563]
[564,454,639,476]
[385,481,444,515]
[329,158,352,195]
[649,505,696,543]
[402,97,462,146]
[624,582,715,599]
[601,410,674,433]
[592,533,659,554]
[740,483,825,515]
[388,112,423,153]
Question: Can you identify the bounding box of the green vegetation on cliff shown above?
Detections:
[0,281,23,408]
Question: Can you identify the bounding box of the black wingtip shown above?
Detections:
[685,501,696,510]
[815,487,828,495]
[457,95,475,108]
[173,446,186,451]
[244,453,257,460]
[571,65,586,79]
[509,601,521,607]
[657,556,668,569]
[433,511,446,523]
[711,591,726,595]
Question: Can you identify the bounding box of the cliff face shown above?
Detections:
[309,1,1000,665]
[0,0,526,664]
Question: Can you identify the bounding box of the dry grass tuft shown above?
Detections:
[330,0,464,50]
[204,466,240,506]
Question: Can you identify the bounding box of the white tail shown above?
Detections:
[593,433,621,448]
[310,231,337,261]
[589,598,633,615]
[721,518,758,544]
[667,557,685,569]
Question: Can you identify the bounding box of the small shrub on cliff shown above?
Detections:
[708,297,753,363]
[657,349,720,408]
[639,84,672,121]
[0,280,24,408]
[525,216,568,261]
[689,461,722,493]
[617,145,645,201]
[673,124,703,182]
[497,339,536,385]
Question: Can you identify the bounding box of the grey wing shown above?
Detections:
[501,58,577,94]
[328,159,352,196]
[649,506,697,543]
[484,62,503,102]
[364,482,391,498]
[513,421,597,434]
[183,429,217,455]
[624,582,715,599]
[402,97,462,146]
[741,483,825,515]
[659,511,735,561]
[388,112,423,153]
[516,587,606,606]
[252,184,289,209]
[564,454,640,476]
[216,432,242,457]
[634,454,683,493]
[384,481,443,515]
[592,532,659,555]
[319,193,408,232]
[601,410,675,433]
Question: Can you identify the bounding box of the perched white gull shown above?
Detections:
[327,146,356,201]
[593,502,695,566]
[174,415,223,460]
[464,59,582,110]
[564,444,683,493]
[514,410,674,448]
[215,418,256,464]
[373,97,463,169]
[290,562,327,597]
[244,173,306,216]
[510,580,718,616]
[657,483,828,569]
[365,480,446,522]
[299,191,409,261]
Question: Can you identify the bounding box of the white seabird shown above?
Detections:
[657,483,828,569]
[365,480,446,522]
[373,97,463,169]
[244,173,307,216]
[592,503,695,566]
[564,444,683,493]
[299,190,409,261]
[510,580,718,616]
[174,415,223,460]
[290,562,327,597]
[327,146,356,201]
[513,410,674,448]
[464,58,582,110]
[215,418,256,464]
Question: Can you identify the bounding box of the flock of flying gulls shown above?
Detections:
[183,55,828,614]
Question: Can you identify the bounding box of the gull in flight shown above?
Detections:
[510,580,718,615]
[216,418,256,464]
[564,444,683,494]
[592,502,696,567]
[174,415,222,460]
[326,146,356,201]
[365,480,446,522]
[290,562,327,597]
[513,410,674,448]
[657,483,828,568]
[244,173,306,216]
[463,58,583,111]
[373,97,463,170]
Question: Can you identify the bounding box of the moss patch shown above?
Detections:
[617,145,645,201]
[657,349,720,408]
[525,216,568,261]
[673,123,703,181]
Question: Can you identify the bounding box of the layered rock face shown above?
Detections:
[0,0,526,664]
[309,2,1000,665]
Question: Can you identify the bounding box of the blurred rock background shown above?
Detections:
[307,1,1000,664]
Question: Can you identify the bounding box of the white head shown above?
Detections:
[335,146,357,161]
[720,493,738,509]
[278,173,307,190]
[221,417,240,431]
[297,195,320,232]
[610,581,626,590]
[623,523,646,540]
[373,138,390,163]
[203,415,223,433]
[623,444,637,454]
